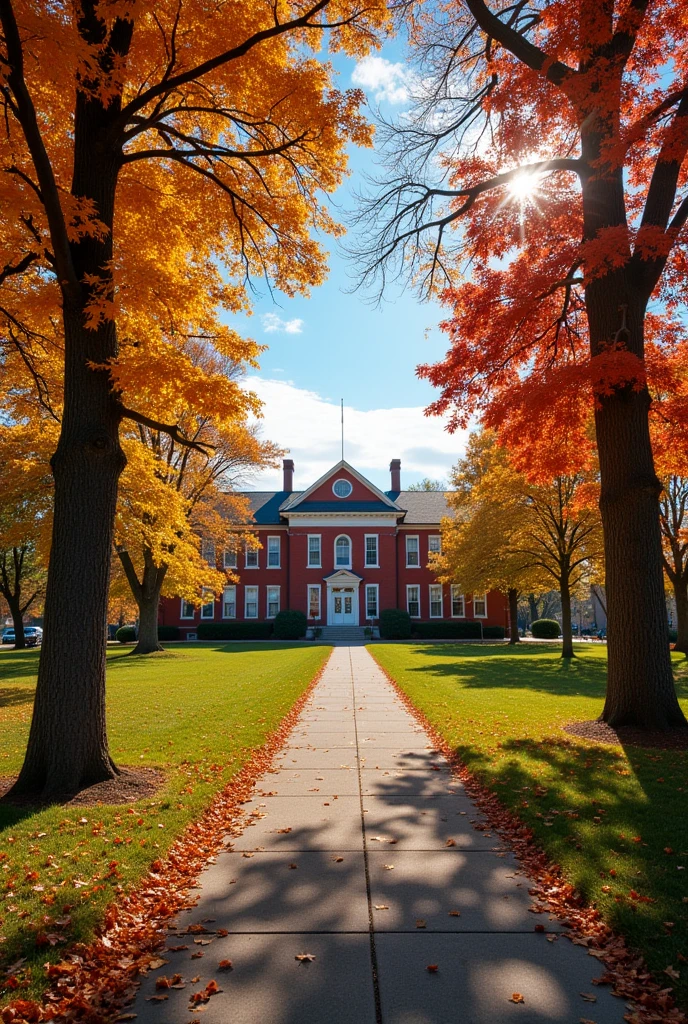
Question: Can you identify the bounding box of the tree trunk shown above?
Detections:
[528,594,539,626]
[508,588,520,644]
[560,579,574,660]
[673,579,688,655]
[117,547,168,655]
[579,128,686,729]
[6,81,130,800]
[6,594,25,650]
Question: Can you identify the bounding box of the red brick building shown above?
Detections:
[159,458,507,638]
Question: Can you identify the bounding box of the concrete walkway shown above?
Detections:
[133,646,625,1023]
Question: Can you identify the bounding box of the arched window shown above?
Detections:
[335,535,351,568]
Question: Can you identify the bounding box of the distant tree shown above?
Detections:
[408,477,446,491]
[658,476,688,653]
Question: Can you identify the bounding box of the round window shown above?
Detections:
[333,478,353,498]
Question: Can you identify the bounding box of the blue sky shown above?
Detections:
[229,42,469,493]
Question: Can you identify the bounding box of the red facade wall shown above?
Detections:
[159,523,507,632]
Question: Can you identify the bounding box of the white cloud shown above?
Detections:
[351,56,414,105]
[243,377,468,491]
[261,313,304,335]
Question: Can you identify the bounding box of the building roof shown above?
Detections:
[387,490,451,524]
[284,501,398,515]
[244,491,296,524]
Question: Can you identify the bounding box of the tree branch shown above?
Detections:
[118,404,215,454]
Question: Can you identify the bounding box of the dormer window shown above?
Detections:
[333,478,353,498]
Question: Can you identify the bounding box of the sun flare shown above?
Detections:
[508,172,539,201]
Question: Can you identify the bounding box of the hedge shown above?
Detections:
[483,625,506,639]
[379,609,412,640]
[273,610,307,640]
[531,618,561,639]
[413,620,481,639]
[157,625,180,641]
[196,622,273,640]
[115,625,136,643]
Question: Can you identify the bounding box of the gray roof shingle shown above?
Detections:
[387,490,450,524]
[237,489,450,525]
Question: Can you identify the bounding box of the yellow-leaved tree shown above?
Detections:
[0,0,390,799]
[114,343,282,654]
[437,433,603,658]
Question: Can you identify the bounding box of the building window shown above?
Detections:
[245,542,259,568]
[364,534,379,567]
[267,536,281,568]
[201,538,216,565]
[335,535,351,568]
[308,585,321,620]
[451,586,465,618]
[308,534,321,568]
[406,585,420,618]
[474,592,488,618]
[406,535,420,567]
[267,586,280,618]
[201,589,215,619]
[365,584,379,620]
[428,535,441,556]
[222,585,236,619]
[429,584,443,618]
[245,586,259,618]
[180,599,195,620]
[332,478,353,498]
[223,547,237,569]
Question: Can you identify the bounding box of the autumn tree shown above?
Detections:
[0,0,389,798]
[408,477,446,491]
[115,344,282,655]
[437,432,602,656]
[358,0,688,728]
[0,420,55,648]
[658,475,688,652]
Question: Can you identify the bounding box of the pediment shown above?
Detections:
[282,460,399,512]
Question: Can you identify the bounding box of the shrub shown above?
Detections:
[115,625,136,643]
[531,618,561,639]
[273,610,307,640]
[157,625,180,641]
[413,620,482,640]
[196,622,273,640]
[379,609,412,640]
[482,625,506,639]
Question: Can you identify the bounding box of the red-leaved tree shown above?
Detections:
[358,0,688,729]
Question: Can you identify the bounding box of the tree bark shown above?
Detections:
[507,588,520,644]
[560,578,574,659]
[7,65,130,799]
[527,594,539,626]
[117,547,168,655]
[673,579,688,655]
[6,593,26,650]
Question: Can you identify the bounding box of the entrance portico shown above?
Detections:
[323,569,363,626]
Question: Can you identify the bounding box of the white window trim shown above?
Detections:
[266,585,281,619]
[180,598,195,620]
[450,586,465,619]
[429,584,443,619]
[428,534,442,556]
[201,588,215,620]
[405,534,420,568]
[364,534,379,568]
[244,541,259,569]
[222,585,237,619]
[307,584,322,621]
[267,535,281,569]
[307,534,322,569]
[365,583,379,620]
[334,533,352,570]
[244,585,259,619]
[473,592,488,619]
[406,584,421,618]
[223,548,238,569]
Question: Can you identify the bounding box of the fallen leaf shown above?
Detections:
[155,977,171,990]
[333,856,344,863]
[664,965,680,980]
[416,919,426,929]
[426,964,439,972]
[448,910,461,917]
[295,953,316,963]
[374,905,389,911]
[445,838,456,847]
[145,994,168,1003]
[509,993,525,1004]
[218,959,233,970]
[580,993,597,1002]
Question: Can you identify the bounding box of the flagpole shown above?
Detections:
[341,399,344,461]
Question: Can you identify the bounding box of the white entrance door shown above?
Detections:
[330,588,357,625]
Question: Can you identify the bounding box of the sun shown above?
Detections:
[508,172,539,201]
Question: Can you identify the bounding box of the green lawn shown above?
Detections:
[0,642,330,1001]
[370,642,688,1006]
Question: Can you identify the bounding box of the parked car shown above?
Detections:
[1,626,43,647]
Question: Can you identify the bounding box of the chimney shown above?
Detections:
[283,458,294,492]
[390,458,401,492]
